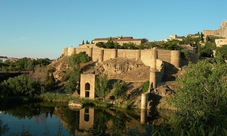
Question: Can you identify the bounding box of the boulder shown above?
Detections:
[68,100,83,110]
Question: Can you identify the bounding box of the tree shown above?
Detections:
[64,66,80,94]
[82,40,84,45]
[67,52,91,68]
[200,32,204,42]
[216,45,227,59]
[44,68,56,90]
[65,52,90,94]
[112,80,127,99]
[170,58,227,126]
[95,74,109,99]
[199,42,215,57]
[86,40,90,44]
[0,74,42,97]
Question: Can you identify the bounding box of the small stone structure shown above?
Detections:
[80,74,96,99]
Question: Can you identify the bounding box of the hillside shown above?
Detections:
[30,55,182,109]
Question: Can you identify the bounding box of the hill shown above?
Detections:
[29,55,183,109]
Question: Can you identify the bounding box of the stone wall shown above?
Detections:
[62,47,180,68]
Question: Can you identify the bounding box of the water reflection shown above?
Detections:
[0,103,162,135]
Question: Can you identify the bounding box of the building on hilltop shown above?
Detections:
[203,20,227,38]
[92,36,148,45]
[215,38,227,47]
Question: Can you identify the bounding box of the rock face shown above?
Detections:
[103,58,143,74]
[83,57,150,82]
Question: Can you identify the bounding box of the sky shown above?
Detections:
[0,0,226,59]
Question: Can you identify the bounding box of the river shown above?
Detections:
[0,102,164,136]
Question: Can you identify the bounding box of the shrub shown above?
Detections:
[141,80,149,93]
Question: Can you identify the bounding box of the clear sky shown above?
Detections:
[0,0,226,59]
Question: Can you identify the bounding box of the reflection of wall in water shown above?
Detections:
[79,108,94,130]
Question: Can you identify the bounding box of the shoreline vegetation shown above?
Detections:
[0,92,137,110]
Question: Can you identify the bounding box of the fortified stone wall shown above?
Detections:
[118,49,140,60]
[62,47,180,68]
[103,49,117,61]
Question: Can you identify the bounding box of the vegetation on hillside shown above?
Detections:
[64,52,91,94]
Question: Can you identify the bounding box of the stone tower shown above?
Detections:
[141,48,157,109]
[80,74,96,99]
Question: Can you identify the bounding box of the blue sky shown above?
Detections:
[0,0,226,59]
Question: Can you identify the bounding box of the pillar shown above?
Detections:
[141,92,148,109]
[140,109,147,124]
[170,50,180,68]
[150,69,156,89]
[150,48,157,89]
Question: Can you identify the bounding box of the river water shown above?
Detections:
[0,102,162,136]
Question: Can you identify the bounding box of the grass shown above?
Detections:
[38,92,112,107]
[1,92,137,110]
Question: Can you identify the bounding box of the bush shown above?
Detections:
[0,75,42,97]
[141,80,149,93]
[169,59,227,126]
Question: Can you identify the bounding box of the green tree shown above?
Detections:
[0,74,42,97]
[68,52,91,68]
[64,65,81,94]
[95,74,109,99]
[216,45,227,59]
[170,58,227,126]
[44,68,56,90]
[199,42,215,57]
[65,52,90,94]
[200,32,204,42]
[112,80,127,99]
